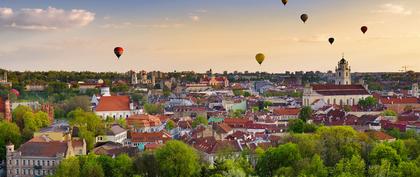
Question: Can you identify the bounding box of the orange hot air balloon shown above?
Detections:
[114,47,124,59]
[328,38,335,45]
[282,0,288,6]
[255,53,265,65]
[361,26,368,34]
[300,14,308,23]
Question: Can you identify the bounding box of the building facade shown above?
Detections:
[335,57,351,85]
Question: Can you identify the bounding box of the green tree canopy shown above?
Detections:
[155,140,200,177]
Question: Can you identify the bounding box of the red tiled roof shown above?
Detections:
[273,108,300,116]
[217,123,233,134]
[130,131,171,143]
[368,131,395,141]
[95,96,130,112]
[380,97,419,104]
[127,114,162,128]
[311,84,369,96]
[18,141,68,157]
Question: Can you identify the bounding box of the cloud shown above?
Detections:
[101,22,184,29]
[0,6,95,31]
[189,15,200,22]
[373,3,412,15]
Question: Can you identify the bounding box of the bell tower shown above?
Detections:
[335,54,351,85]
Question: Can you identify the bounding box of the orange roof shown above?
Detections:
[273,108,300,116]
[127,114,162,128]
[217,123,233,134]
[368,131,395,141]
[96,96,130,112]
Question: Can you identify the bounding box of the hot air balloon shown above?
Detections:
[282,0,288,6]
[10,89,19,97]
[114,47,124,59]
[300,14,308,23]
[361,26,368,34]
[328,38,335,45]
[255,53,265,65]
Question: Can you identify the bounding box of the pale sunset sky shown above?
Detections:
[0,0,420,73]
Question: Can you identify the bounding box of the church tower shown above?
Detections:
[335,56,351,85]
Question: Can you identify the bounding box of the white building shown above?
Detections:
[303,57,371,106]
[96,124,127,144]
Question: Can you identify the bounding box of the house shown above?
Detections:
[190,137,243,165]
[33,125,71,142]
[92,142,138,157]
[6,136,86,177]
[127,131,172,151]
[273,108,300,121]
[126,114,164,133]
[172,106,208,118]
[303,84,370,106]
[366,131,396,142]
[96,124,127,144]
[222,99,247,112]
[378,97,420,114]
[94,95,135,119]
[200,76,229,88]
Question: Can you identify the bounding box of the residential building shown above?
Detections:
[96,124,127,144]
[126,114,164,133]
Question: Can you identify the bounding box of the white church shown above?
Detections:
[303,57,371,106]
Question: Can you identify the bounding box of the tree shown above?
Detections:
[288,119,305,133]
[298,154,328,177]
[165,120,176,131]
[358,97,378,109]
[369,143,401,166]
[81,158,105,177]
[368,159,393,177]
[155,140,200,177]
[63,96,92,114]
[133,152,159,177]
[192,116,208,128]
[143,104,163,115]
[256,143,301,177]
[334,155,366,177]
[316,126,362,166]
[381,110,397,116]
[396,161,420,177]
[53,157,80,177]
[243,92,251,97]
[112,154,134,177]
[0,121,22,160]
[12,105,33,130]
[299,106,312,122]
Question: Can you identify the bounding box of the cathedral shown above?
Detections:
[303,57,371,107]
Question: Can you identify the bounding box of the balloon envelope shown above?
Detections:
[361,26,368,34]
[255,53,265,65]
[10,89,19,97]
[300,14,308,23]
[328,38,335,45]
[114,47,124,59]
[282,0,288,5]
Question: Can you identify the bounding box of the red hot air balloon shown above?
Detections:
[328,38,335,45]
[300,14,308,23]
[114,47,124,59]
[10,89,20,97]
[361,26,368,34]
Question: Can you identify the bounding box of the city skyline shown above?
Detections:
[1,0,420,72]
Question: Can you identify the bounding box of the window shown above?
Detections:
[47,161,50,166]
[15,159,18,165]
[23,160,26,166]
[16,169,19,175]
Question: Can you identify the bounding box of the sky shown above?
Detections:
[0,0,420,73]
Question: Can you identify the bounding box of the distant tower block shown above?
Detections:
[130,70,138,85]
[335,55,351,85]
[412,83,419,97]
